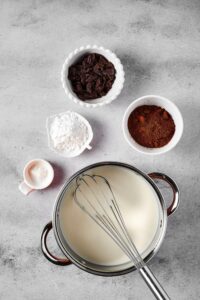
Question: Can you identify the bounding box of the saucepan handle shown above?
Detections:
[148,172,179,216]
[41,221,71,266]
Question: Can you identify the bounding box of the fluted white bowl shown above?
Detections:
[61,45,125,108]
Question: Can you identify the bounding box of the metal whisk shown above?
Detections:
[74,174,170,300]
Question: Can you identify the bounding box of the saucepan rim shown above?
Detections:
[51,161,168,276]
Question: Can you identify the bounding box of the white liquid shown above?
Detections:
[59,165,160,266]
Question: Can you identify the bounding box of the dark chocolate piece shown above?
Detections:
[68,53,116,101]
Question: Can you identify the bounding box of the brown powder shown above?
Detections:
[128,105,175,148]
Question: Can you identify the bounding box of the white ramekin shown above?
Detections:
[122,95,184,155]
[61,45,125,108]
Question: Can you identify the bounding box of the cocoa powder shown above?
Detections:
[128,105,175,148]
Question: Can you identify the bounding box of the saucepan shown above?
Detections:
[41,161,179,276]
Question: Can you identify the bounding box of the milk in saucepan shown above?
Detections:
[59,165,160,266]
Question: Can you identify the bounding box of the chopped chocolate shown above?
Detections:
[128,105,175,148]
[68,53,116,101]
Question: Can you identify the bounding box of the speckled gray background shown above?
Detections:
[0,0,200,299]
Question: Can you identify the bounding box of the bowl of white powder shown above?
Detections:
[46,111,93,157]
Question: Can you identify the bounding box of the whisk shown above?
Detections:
[74,173,170,300]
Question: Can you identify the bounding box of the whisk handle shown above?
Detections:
[139,266,171,300]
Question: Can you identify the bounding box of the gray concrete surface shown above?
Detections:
[0,0,200,299]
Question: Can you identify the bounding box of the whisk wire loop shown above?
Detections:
[74,174,143,269]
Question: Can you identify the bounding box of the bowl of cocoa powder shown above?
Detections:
[61,45,125,108]
[123,95,183,155]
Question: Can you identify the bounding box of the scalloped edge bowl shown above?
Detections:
[61,45,125,108]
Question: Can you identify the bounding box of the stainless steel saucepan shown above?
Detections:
[41,162,179,276]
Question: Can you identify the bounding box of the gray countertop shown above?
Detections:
[1,0,200,299]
